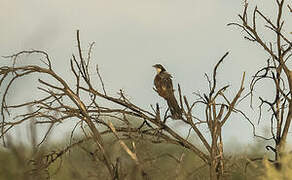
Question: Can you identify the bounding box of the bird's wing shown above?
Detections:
[160,72,174,95]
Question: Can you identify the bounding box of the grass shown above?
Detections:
[1,134,291,180]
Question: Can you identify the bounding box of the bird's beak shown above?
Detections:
[152,65,155,68]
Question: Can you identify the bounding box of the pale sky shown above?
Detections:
[1,0,291,149]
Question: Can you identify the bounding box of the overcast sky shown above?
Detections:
[1,0,291,149]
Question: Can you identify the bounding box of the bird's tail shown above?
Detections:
[166,94,182,119]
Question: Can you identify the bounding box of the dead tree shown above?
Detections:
[0,31,245,180]
[192,52,245,180]
[229,0,291,162]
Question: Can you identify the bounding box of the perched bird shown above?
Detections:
[153,64,182,119]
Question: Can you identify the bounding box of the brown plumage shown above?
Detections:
[153,64,182,119]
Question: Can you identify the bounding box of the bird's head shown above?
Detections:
[152,64,166,74]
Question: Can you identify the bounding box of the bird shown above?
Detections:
[152,64,182,119]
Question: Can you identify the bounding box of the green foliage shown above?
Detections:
[1,135,290,180]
